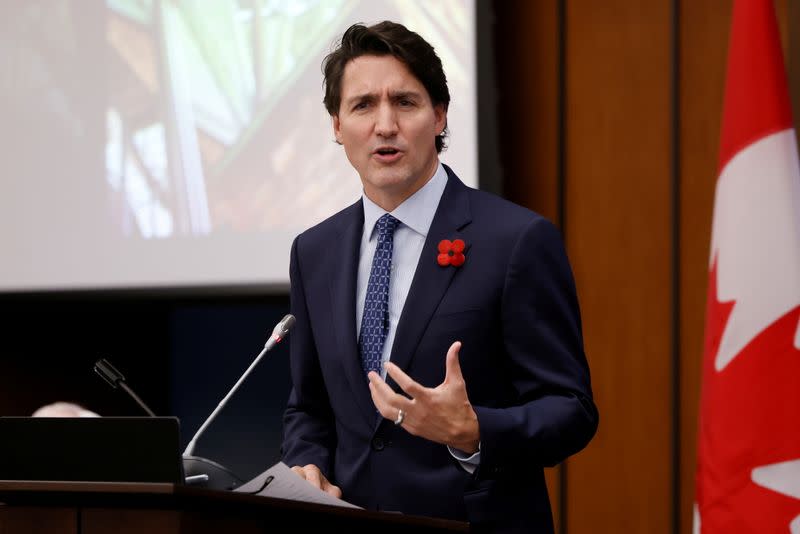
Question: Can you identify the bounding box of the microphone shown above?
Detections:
[94,358,157,417]
[182,314,295,457]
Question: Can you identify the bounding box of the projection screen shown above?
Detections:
[0,0,477,292]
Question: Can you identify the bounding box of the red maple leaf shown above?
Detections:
[696,257,800,531]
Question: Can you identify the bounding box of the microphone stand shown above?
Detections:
[181,314,295,490]
[182,343,273,458]
[179,342,276,491]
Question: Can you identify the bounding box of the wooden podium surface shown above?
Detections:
[0,480,469,534]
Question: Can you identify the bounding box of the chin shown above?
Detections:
[365,171,410,190]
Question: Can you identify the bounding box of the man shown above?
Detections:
[281,20,598,532]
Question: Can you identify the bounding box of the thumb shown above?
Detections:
[444,341,463,383]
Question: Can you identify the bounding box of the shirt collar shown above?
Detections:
[362,162,448,240]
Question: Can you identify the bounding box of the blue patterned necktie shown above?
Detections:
[359,213,400,377]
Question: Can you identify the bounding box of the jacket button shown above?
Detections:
[371,437,385,451]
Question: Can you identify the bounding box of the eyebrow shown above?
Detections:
[343,90,425,107]
[390,90,423,101]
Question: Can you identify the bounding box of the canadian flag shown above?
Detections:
[694,0,800,532]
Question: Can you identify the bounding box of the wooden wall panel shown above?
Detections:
[678,2,731,534]
[494,0,561,222]
[0,507,77,534]
[493,1,563,531]
[563,2,674,533]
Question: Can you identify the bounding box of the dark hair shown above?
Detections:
[322,21,450,153]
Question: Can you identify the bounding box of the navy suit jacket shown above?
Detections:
[281,166,598,532]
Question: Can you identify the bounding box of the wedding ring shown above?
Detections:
[394,408,405,426]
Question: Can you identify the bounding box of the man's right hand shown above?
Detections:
[290,464,342,498]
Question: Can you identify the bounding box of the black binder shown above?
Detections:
[0,416,184,484]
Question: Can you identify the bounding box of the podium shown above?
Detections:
[0,480,469,533]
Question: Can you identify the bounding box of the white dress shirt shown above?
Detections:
[355,162,480,473]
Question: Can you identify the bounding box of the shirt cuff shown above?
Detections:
[447,442,481,474]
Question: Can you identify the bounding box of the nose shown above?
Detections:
[374,102,398,138]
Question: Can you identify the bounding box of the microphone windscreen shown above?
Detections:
[281,314,296,331]
[94,358,125,389]
[272,314,296,338]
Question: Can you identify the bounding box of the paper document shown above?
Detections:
[234,461,362,509]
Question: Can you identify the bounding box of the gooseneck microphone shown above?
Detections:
[94,358,157,417]
[182,314,296,457]
[93,314,295,490]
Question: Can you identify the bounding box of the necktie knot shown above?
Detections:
[376,213,400,241]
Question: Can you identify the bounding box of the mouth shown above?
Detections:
[372,146,403,162]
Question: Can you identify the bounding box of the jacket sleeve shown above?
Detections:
[473,217,599,477]
[280,236,337,478]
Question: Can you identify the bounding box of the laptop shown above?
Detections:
[0,416,185,484]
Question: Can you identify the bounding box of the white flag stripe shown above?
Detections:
[709,129,800,371]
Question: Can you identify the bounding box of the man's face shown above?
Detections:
[333,54,446,211]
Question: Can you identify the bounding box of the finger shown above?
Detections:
[369,375,413,423]
[368,369,400,400]
[384,361,427,398]
[290,466,307,479]
[444,341,463,384]
[370,368,409,403]
[368,376,394,417]
[303,464,323,490]
[323,482,343,498]
[367,370,383,386]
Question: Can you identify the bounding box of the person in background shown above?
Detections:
[32,401,99,418]
[280,20,598,533]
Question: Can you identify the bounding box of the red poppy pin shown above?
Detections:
[437,239,466,267]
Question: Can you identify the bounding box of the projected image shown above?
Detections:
[0,0,475,290]
[104,0,474,239]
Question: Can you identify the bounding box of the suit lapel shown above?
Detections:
[387,168,472,383]
[327,201,377,425]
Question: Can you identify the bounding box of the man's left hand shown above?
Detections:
[368,341,480,453]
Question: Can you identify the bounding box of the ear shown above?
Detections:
[433,104,447,135]
[332,114,343,144]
